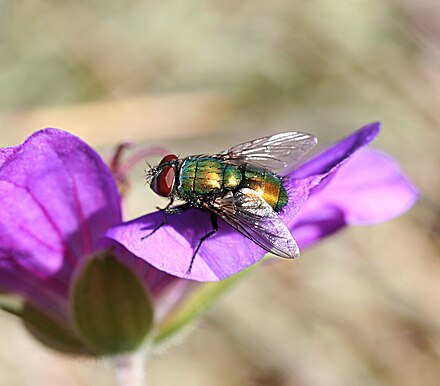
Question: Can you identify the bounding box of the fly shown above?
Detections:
[144,132,318,273]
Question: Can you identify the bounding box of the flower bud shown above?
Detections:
[71,252,154,354]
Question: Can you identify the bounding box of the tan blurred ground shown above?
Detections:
[1,1,440,385]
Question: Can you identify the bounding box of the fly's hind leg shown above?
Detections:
[187,213,218,274]
[141,200,191,240]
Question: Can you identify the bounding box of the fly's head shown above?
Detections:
[146,154,178,198]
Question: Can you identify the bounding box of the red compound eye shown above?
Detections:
[151,165,176,197]
[159,154,178,165]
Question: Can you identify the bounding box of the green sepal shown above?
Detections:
[23,303,93,355]
[0,294,23,315]
[153,267,251,345]
[1,299,92,355]
[71,252,154,354]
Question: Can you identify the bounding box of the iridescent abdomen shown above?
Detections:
[241,165,288,212]
[178,157,242,201]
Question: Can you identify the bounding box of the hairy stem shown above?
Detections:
[113,352,147,386]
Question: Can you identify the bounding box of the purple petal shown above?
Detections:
[290,148,418,238]
[290,206,346,249]
[0,261,69,323]
[105,209,267,281]
[102,240,180,299]
[290,122,381,180]
[0,128,121,277]
[322,149,418,224]
[280,122,382,220]
[286,122,417,246]
[0,147,15,168]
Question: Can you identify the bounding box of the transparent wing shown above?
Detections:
[208,188,300,259]
[216,132,317,174]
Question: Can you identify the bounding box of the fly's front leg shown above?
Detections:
[162,201,191,214]
[187,213,218,274]
[141,200,190,240]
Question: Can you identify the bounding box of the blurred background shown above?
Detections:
[0,0,439,385]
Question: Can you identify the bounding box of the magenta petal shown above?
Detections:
[287,123,417,246]
[294,148,419,227]
[0,147,15,168]
[0,261,69,322]
[291,122,381,180]
[291,206,345,249]
[0,128,121,276]
[105,209,267,281]
[281,122,382,217]
[102,240,180,298]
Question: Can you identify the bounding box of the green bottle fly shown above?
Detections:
[146,131,318,273]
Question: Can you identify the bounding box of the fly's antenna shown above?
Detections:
[144,161,156,185]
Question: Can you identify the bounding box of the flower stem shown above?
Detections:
[113,352,147,386]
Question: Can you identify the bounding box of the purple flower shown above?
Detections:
[105,122,418,282]
[0,129,176,333]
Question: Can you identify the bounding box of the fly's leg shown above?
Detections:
[140,211,167,240]
[187,213,218,274]
[141,201,190,240]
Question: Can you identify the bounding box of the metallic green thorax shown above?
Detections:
[178,157,242,200]
[178,157,288,212]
